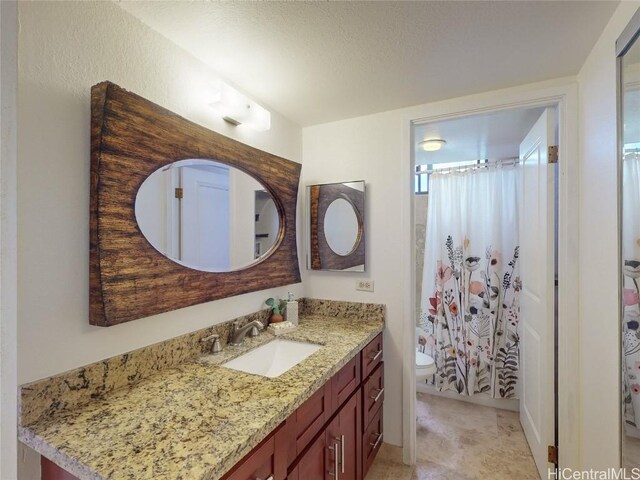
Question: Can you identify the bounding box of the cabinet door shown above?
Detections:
[337,390,361,480]
[294,424,334,480]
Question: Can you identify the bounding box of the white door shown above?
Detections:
[519,108,556,478]
[180,165,230,270]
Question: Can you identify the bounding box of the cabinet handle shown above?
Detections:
[369,388,385,403]
[328,441,340,479]
[256,477,273,480]
[370,350,383,361]
[340,434,345,474]
[370,432,383,450]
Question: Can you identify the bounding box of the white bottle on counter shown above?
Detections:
[286,291,299,326]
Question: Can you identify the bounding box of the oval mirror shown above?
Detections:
[135,159,280,272]
[323,197,360,256]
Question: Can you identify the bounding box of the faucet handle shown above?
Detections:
[201,333,222,354]
[247,325,260,338]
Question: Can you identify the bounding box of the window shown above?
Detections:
[415,167,429,194]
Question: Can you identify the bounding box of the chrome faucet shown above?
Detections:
[229,320,264,346]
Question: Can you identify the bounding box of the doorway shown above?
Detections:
[413,106,556,478]
[401,82,579,478]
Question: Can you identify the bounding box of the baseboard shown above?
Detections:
[416,382,519,412]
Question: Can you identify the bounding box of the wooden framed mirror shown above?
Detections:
[90,82,301,327]
[306,180,366,272]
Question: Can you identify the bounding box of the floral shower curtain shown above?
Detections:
[419,166,521,399]
[623,153,640,429]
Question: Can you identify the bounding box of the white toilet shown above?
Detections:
[416,327,437,381]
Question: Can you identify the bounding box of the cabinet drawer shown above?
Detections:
[294,381,333,457]
[362,361,384,428]
[332,354,361,411]
[362,407,383,478]
[223,435,275,480]
[361,333,383,380]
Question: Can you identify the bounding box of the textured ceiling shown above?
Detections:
[414,107,545,166]
[118,1,618,127]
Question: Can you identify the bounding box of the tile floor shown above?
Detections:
[365,392,539,479]
[625,435,640,469]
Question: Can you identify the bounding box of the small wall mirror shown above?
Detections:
[618,8,640,469]
[307,180,365,271]
[135,159,280,272]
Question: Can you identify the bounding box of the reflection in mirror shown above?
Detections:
[324,197,359,256]
[620,13,640,469]
[307,180,365,271]
[135,159,280,272]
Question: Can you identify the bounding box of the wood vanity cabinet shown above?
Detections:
[41,334,383,480]
[360,334,384,479]
[288,390,361,480]
[289,332,383,480]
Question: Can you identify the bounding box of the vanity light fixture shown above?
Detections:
[207,81,271,132]
[420,139,447,152]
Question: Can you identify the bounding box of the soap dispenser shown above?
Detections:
[286,291,299,326]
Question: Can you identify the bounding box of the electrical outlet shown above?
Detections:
[356,280,374,292]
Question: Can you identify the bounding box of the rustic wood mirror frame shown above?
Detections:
[307,181,366,271]
[90,82,301,327]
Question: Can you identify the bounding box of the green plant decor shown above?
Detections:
[265,297,287,315]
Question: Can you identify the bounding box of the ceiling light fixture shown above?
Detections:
[207,81,271,132]
[420,139,447,152]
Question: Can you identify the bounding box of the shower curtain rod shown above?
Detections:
[429,156,520,175]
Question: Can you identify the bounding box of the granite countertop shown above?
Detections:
[19,314,384,480]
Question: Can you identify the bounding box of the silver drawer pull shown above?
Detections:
[370,349,382,361]
[369,388,385,403]
[256,477,273,480]
[328,441,340,479]
[340,434,345,474]
[370,432,383,450]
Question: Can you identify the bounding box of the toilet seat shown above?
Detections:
[416,350,436,377]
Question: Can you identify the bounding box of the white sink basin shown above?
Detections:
[222,339,321,378]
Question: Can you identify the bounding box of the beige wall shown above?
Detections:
[303,110,407,446]
[17,0,303,385]
[17,2,302,477]
[301,76,577,449]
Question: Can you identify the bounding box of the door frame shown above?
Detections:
[400,80,580,469]
[0,1,18,478]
